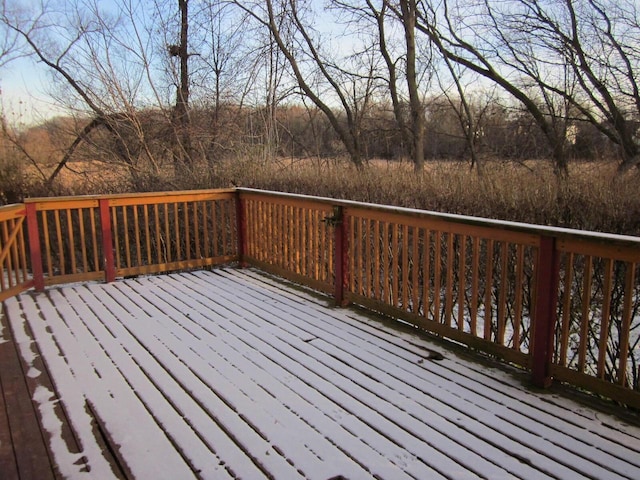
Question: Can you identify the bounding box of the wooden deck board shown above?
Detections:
[204,269,640,478]
[3,267,640,479]
[0,305,59,480]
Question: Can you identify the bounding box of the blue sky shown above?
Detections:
[1,55,65,125]
[0,0,369,126]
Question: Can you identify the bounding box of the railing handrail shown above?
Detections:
[237,187,640,248]
[23,188,237,205]
[0,203,27,219]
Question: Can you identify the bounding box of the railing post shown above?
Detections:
[235,191,247,267]
[99,199,116,283]
[531,235,560,388]
[332,206,348,306]
[25,202,45,291]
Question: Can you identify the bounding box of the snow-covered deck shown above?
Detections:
[2,268,640,480]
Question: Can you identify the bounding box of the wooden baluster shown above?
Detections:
[597,258,614,379]
[445,233,454,327]
[512,244,525,350]
[99,199,115,283]
[484,239,494,340]
[470,237,480,336]
[617,262,635,386]
[457,235,467,331]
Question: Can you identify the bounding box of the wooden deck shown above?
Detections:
[2,268,640,480]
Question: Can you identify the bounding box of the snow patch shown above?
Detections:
[33,385,90,479]
[11,313,40,373]
[0,310,6,344]
[4,296,121,480]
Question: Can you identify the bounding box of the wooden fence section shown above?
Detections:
[20,190,237,288]
[552,237,640,405]
[109,191,237,277]
[26,197,104,287]
[0,204,31,301]
[343,205,540,368]
[240,191,335,294]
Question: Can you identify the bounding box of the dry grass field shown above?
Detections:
[17,156,640,236]
[208,157,640,236]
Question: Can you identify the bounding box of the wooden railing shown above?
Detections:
[107,191,237,278]
[553,237,640,403]
[0,204,30,301]
[236,188,640,408]
[16,190,237,290]
[343,204,540,367]
[240,191,336,294]
[2,188,639,408]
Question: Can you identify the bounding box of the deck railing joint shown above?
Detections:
[531,235,561,388]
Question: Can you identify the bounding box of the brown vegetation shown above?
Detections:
[212,158,640,235]
[10,146,637,236]
[1,107,638,237]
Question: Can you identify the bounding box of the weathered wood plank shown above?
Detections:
[0,308,55,480]
[0,310,21,480]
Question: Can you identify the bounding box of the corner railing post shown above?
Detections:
[332,206,348,306]
[531,235,560,388]
[235,190,247,267]
[99,198,116,283]
[25,202,45,291]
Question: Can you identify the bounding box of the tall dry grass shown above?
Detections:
[207,157,640,236]
[19,155,640,236]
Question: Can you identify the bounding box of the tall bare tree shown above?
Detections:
[333,0,429,170]
[233,0,372,167]
[398,0,425,171]
[170,0,192,165]
[413,0,576,175]
[511,0,640,171]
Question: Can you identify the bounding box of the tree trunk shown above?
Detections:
[173,0,192,167]
[400,0,425,172]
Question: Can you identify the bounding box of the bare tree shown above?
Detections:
[0,1,164,187]
[413,0,578,175]
[397,0,425,171]
[415,0,640,174]
[366,0,412,160]
[233,0,374,167]
[169,0,192,165]
[436,61,499,171]
[255,15,291,161]
[333,0,430,170]
[511,0,640,171]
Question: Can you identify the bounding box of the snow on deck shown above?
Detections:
[4,268,640,480]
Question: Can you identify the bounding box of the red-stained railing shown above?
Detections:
[236,188,640,408]
[0,204,31,301]
[13,190,237,289]
[2,187,639,408]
